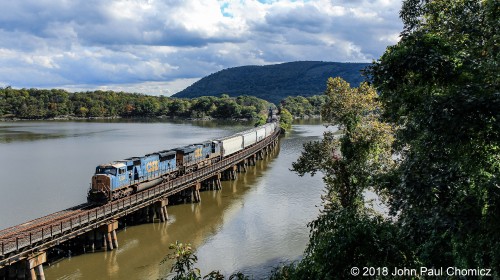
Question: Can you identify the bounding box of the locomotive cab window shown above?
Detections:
[96,167,117,176]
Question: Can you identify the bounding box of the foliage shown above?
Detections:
[273,1,499,278]
[162,241,201,280]
[267,263,303,280]
[162,241,252,280]
[202,271,225,280]
[287,78,410,279]
[254,114,267,127]
[174,61,369,104]
[0,88,271,120]
[301,206,412,280]
[292,78,395,208]
[279,95,327,118]
[278,108,292,132]
[368,0,500,273]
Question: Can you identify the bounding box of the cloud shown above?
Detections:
[0,0,403,95]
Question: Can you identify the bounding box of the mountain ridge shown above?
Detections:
[173,61,370,104]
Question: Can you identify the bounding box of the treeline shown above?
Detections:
[0,87,270,120]
[279,95,326,118]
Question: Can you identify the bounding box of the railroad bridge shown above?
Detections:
[0,128,280,280]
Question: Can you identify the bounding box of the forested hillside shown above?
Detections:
[0,88,271,120]
[173,61,369,104]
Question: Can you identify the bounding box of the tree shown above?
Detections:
[369,0,500,272]
[280,95,326,118]
[278,108,292,132]
[162,241,201,280]
[290,78,410,279]
[169,99,192,117]
[213,98,241,118]
[77,106,89,117]
[161,241,250,280]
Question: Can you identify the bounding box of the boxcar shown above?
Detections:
[264,123,273,138]
[239,129,257,148]
[218,134,243,157]
[256,126,266,142]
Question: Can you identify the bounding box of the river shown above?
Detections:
[0,119,328,279]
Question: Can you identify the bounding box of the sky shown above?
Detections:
[0,0,403,96]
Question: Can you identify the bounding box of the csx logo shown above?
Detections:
[194,148,202,158]
[146,161,159,172]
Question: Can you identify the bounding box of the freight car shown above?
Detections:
[87,121,278,204]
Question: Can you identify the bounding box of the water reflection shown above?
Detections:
[0,119,251,144]
[0,126,66,143]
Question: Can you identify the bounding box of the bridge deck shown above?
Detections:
[0,128,280,268]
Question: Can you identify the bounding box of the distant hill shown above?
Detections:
[173,61,370,104]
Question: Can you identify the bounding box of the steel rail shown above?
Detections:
[0,204,92,240]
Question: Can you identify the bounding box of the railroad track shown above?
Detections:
[0,203,94,241]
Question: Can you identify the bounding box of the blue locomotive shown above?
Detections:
[87,122,277,204]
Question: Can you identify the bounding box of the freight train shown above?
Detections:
[87,122,278,204]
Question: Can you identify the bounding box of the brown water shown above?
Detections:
[0,119,327,279]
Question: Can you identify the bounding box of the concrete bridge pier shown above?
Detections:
[257,150,264,160]
[154,198,169,222]
[201,173,222,191]
[191,183,201,203]
[0,252,46,280]
[222,166,237,181]
[248,154,256,166]
[266,145,272,155]
[262,146,268,156]
[209,173,222,190]
[237,160,247,173]
[27,252,46,280]
[99,220,118,251]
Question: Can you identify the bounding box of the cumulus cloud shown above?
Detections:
[0,0,403,95]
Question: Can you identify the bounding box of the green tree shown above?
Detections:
[77,106,89,117]
[191,96,218,117]
[289,78,410,279]
[161,241,250,280]
[169,99,192,117]
[0,89,6,116]
[162,241,201,280]
[213,98,241,118]
[280,95,326,118]
[369,0,500,272]
[254,114,267,127]
[279,108,292,132]
[135,96,160,116]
